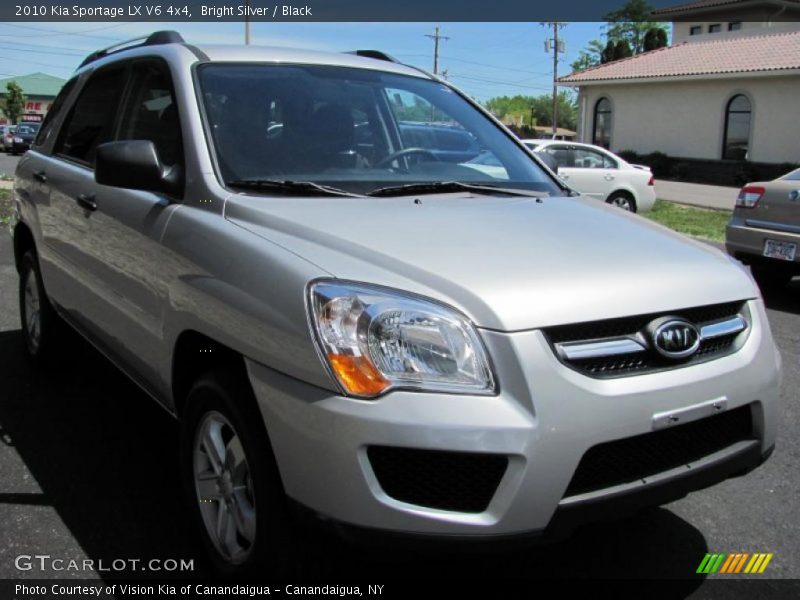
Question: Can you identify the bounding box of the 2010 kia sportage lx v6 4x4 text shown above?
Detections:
[10,31,780,575]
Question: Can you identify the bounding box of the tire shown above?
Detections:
[751,266,793,291]
[19,250,64,363]
[180,367,295,577]
[606,191,637,213]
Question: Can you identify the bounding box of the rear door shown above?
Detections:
[544,144,616,200]
[31,67,128,323]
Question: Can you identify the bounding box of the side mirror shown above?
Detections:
[95,140,181,196]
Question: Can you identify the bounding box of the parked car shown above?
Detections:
[726,167,800,289]
[10,122,40,155]
[521,139,542,151]
[2,125,16,152]
[531,141,656,212]
[396,121,481,163]
[11,31,779,576]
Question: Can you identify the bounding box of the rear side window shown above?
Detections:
[34,77,77,147]
[118,62,182,168]
[55,68,127,166]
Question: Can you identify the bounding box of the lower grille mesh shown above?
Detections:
[565,404,755,497]
[367,446,508,513]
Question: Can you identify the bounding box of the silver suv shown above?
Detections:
[10,31,780,575]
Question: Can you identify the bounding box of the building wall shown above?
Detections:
[0,94,54,124]
[576,75,800,164]
[673,19,800,44]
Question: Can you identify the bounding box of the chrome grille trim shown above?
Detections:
[699,315,747,340]
[557,336,646,360]
[552,314,748,363]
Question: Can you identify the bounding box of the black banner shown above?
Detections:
[2,0,710,23]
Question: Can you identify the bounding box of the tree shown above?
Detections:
[643,27,669,52]
[604,0,668,55]
[601,40,616,64]
[571,0,669,72]
[613,40,633,60]
[485,91,578,132]
[570,39,605,72]
[1,81,26,125]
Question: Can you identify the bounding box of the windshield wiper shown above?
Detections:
[227,179,363,197]
[367,181,546,198]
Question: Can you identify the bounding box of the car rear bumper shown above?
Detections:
[246,298,779,538]
[727,219,800,270]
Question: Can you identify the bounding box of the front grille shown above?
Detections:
[565,404,755,497]
[545,301,747,378]
[367,446,508,513]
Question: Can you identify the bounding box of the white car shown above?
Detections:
[532,141,656,212]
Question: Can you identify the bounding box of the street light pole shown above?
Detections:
[245,0,251,45]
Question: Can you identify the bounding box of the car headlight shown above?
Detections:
[13,137,22,143]
[307,280,495,398]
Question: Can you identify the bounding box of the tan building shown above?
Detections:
[560,0,800,167]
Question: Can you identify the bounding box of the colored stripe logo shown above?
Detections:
[697,553,773,574]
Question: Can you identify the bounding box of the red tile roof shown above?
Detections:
[652,0,799,16]
[560,30,800,84]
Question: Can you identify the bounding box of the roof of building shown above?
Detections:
[652,0,800,16]
[559,30,800,84]
[0,72,66,97]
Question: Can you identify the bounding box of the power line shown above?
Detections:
[0,45,84,57]
[447,73,553,91]
[0,55,76,71]
[0,23,129,41]
[397,53,551,77]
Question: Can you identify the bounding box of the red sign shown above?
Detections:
[20,113,43,123]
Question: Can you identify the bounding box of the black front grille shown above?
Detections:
[367,446,508,513]
[565,404,755,497]
[545,301,747,378]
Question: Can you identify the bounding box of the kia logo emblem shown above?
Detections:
[647,317,701,359]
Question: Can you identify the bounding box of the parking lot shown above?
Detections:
[0,153,798,588]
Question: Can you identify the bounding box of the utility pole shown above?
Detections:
[542,22,566,138]
[425,26,450,75]
[245,0,251,45]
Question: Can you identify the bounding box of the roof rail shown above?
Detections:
[346,50,399,63]
[78,30,185,68]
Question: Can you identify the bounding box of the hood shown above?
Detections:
[225,193,757,331]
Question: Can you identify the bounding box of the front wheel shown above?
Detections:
[180,368,295,577]
[606,191,637,212]
[19,250,65,363]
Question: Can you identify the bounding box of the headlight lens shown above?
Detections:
[307,281,495,398]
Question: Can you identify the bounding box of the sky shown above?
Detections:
[0,21,609,101]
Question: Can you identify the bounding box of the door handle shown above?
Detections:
[790,190,800,202]
[33,170,46,183]
[604,174,615,181]
[76,193,97,212]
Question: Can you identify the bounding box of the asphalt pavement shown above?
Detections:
[655,179,740,211]
[0,155,797,590]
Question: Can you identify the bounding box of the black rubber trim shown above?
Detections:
[287,442,772,551]
[182,43,210,62]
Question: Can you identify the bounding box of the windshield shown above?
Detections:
[783,168,800,181]
[197,64,564,196]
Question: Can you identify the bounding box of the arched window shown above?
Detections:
[722,94,751,160]
[593,98,612,149]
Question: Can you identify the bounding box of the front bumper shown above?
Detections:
[246,298,779,538]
